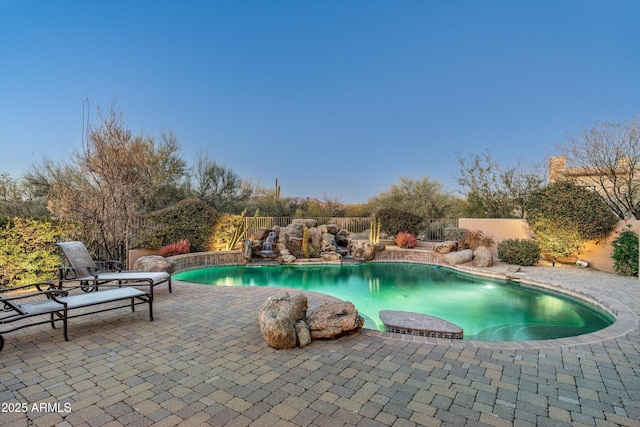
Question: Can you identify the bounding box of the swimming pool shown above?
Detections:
[173,262,615,341]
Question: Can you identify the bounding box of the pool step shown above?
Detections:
[380,310,463,339]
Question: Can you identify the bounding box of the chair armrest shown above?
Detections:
[0,281,55,295]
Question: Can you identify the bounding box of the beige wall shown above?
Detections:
[459,218,640,274]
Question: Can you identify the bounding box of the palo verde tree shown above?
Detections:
[456,150,545,218]
[557,115,640,219]
[26,103,187,262]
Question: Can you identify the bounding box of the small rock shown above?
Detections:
[576,260,589,268]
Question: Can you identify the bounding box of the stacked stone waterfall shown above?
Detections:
[249,219,351,263]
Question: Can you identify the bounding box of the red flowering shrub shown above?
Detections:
[395,232,418,248]
[159,240,191,257]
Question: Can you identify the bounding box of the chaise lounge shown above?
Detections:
[56,241,172,299]
[0,281,153,352]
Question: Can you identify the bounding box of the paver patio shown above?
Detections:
[1,263,638,426]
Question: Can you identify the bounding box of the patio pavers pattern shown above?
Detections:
[1,264,639,426]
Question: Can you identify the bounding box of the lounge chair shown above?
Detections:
[0,281,152,352]
[56,241,171,298]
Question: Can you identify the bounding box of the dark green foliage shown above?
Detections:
[135,199,219,252]
[525,181,618,261]
[526,181,618,242]
[0,217,73,287]
[376,208,423,236]
[611,230,638,276]
[497,238,541,266]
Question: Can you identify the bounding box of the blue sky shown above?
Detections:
[1,0,638,203]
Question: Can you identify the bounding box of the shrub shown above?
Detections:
[135,199,219,252]
[464,230,494,250]
[497,238,541,266]
[525,181,618,261]
[159,240,191,257]
[443,227,468,249]
[611,229,638,276]
[0,217,74,287]
[376,208,423,236]
[395,232,418,248]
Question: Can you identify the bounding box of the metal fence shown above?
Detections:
[244,217,459,241]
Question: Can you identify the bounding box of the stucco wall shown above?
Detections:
[459,218,640,274]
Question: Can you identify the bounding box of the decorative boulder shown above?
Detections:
[292,218,318,228]
[472,246,493,267]
[258,291,308,349]
[433,241,458,254]
[443,249,474,265]
[321,252,342,262]
[133,256,175,274]
[242,239,253,261]
[306,302,364,339]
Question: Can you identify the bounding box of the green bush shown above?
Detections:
[376,208,423,236]
[525,181,618,262]
[135,199,219,252]
[611,229,638,276]
[0,217,73,287]
[443,227,468,249]
[497,238,541,266]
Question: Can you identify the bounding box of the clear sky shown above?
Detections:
[1,0,638,203]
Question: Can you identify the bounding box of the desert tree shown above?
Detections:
[456,150,545,218]
[367,176,461,219]
[556,115,640,219]
[26,103,187,261]
[189,151,254,213]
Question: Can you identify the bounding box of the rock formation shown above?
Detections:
[258,291,308,350]
[258,293,364,349]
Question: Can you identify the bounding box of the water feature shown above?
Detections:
[260,231,277,254]
[173,262,615,342]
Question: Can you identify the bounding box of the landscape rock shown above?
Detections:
[258,291,308,349]
[472,246,493,267]
[321,252,342,262]
[292,218,318,228]
[433,241,458,254]
[444,249,474,265]
[306,302,364,339]
[242,239,253,261]
[295,320,312,347]
[133,256,175,274]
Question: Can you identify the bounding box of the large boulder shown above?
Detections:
[473,246,494,267]
[133,256,175,274]
[444,249,474,265]
[349,241,378,261]
[306,302,364,339]
[258,291,308,349]
[433,241,458,254]
[292,218,318,228]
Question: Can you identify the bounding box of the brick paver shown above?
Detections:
[1,263,639,426]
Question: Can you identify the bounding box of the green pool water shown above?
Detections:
[173,262,615,341]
